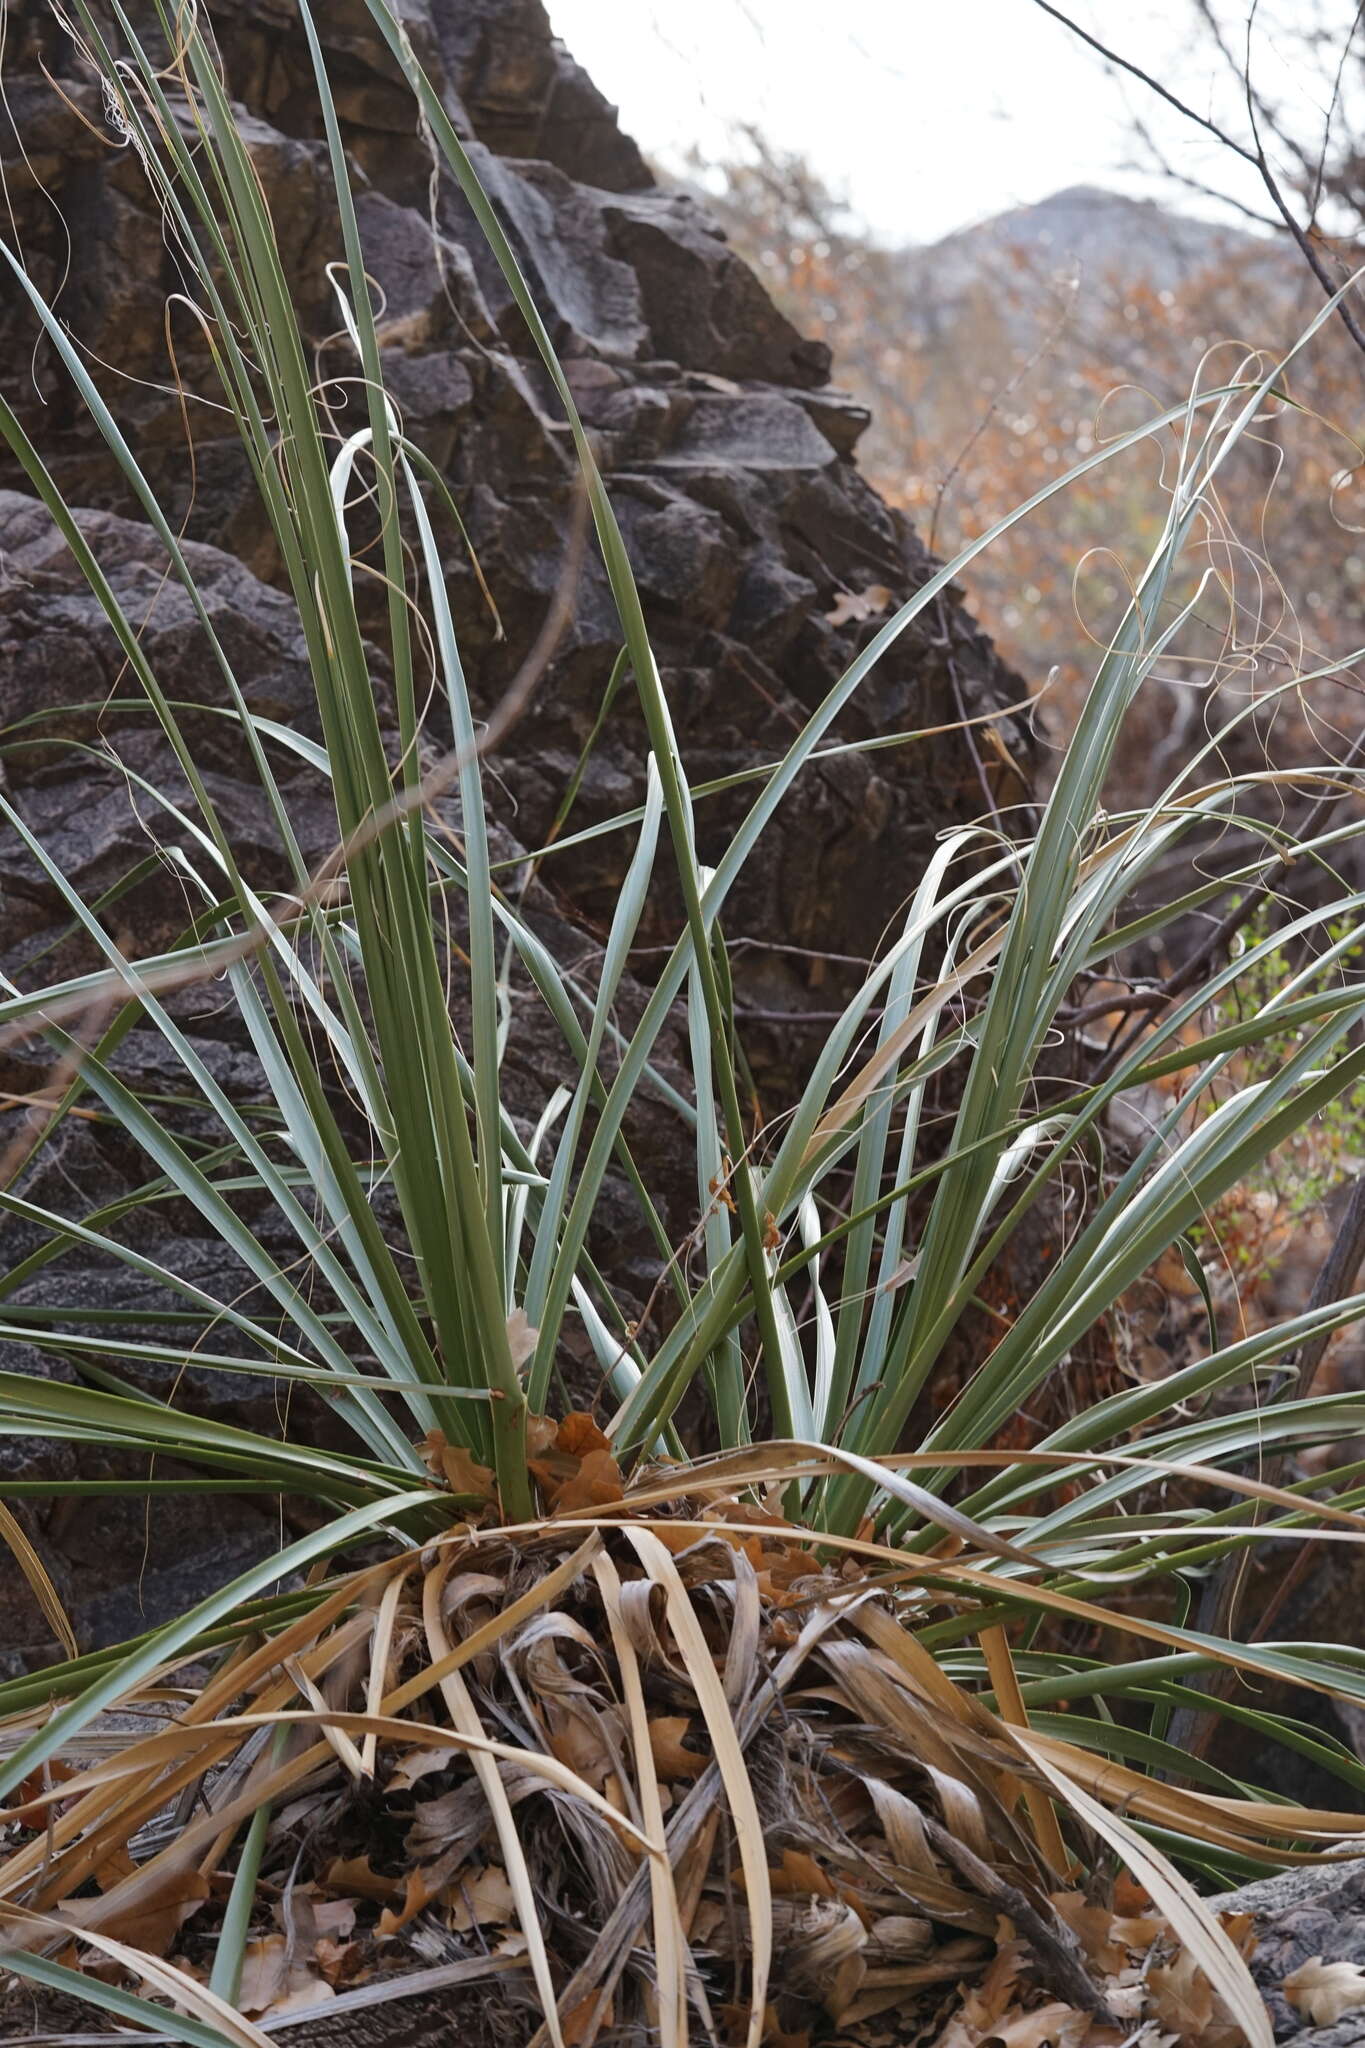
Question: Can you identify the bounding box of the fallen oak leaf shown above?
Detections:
[57,1868,208,1960]
[1148,1947,1242,2048]
[990,2002,1093,2047]
[933,1998,1095,2048]
[314,1936,369,1989]
[555,1411,612,1458]
[531,1411,624,1511]
[1283,1956,1365,2026]
[419,1431,495,1502]
[769,1847,837,1899]
[321,1854,402,1903]
[448,1863,516,1932]
[1052,1893,1127,1976]
[758,2010,809,2048]
[92,1847,137,1891]
[385,1746,453,1793]
[1218,1910,1258,1961]
[552,1447,624,1513]
[646,1712,703,1794]
[1111,1873,1153,1915]
[376,1865,445,1938]
[562,1988,612,2047]
[2,1758,78,1825]
[236,1932,334,2020]
[935,1934,1025,2042]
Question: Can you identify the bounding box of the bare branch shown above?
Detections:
[1031,0,1365,360]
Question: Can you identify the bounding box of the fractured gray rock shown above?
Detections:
[1214,1862,1365,2044]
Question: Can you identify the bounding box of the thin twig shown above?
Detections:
[1030,0,1365,360]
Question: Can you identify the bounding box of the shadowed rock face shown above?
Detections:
[0,0,1026,1663]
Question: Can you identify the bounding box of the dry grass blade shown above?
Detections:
[977,1626,1070,1880]
[421,1553,570,2048]
[282,1654,365,1782]
[592,1553,690,2048]
[384,1533,602,1715]
[1016,1734,1275,2048]
[0,1503,78,1661]
[361,1564,413,1778]
[609,1441,1365,1535]
[622,1527,771,2048]
[1024,1730,1365,1851]
[2,1613,379,1911]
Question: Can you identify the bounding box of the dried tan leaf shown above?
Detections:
[557,1412,612,1457]
[419,1431,496,1501]
[530,1413,624,1511]
[647,1715,706,1781]
[376,1865,445,1938]
[314,1936,368,1988]
[60,1868,208,1959]
[526,1412,558,1458]
[322,1853,402,1903]
[1283,1956,1365,2026]
[362,1561,413,1778]
[868,1914,934,1960]
[992,2002,1093,2046]
[506,1307,538,1367]
[237,1933,334,2021]
[1218,1910,1258,1959]
[1112,1874,1153,1915]
[91,1846,137,1891]
[771,1846,838,1900]
[385,1746,452,1792]
[1109,1913,1163,1951]
[1051,1892,1127,1975]
[826,582,892,627]
[962,1936,1024,2027]
[593,1552,688,2048]
[562,1988,613,2046]
[553,1448,624,1513]
[1,1757,77,1827]
[545,1700,613,1786]
[625,1525,770,2048]
[447,1864,516,1932]
[299,1896,358,1941]
[1148,1948,1241,2048]
[0,1499,78,1659]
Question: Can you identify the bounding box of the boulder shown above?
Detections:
[1214,1862,1365,2045]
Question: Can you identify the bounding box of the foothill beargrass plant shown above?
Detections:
[3,5,1365,2044]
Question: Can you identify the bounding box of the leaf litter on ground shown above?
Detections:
[4,1467,1362,2048]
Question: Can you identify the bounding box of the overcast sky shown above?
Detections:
[547,0,1334,245]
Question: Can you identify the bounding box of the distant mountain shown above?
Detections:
[899,184,1295,329]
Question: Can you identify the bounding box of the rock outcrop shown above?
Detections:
[0,0,1025,1667]
[1213,1862,1365,2045]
